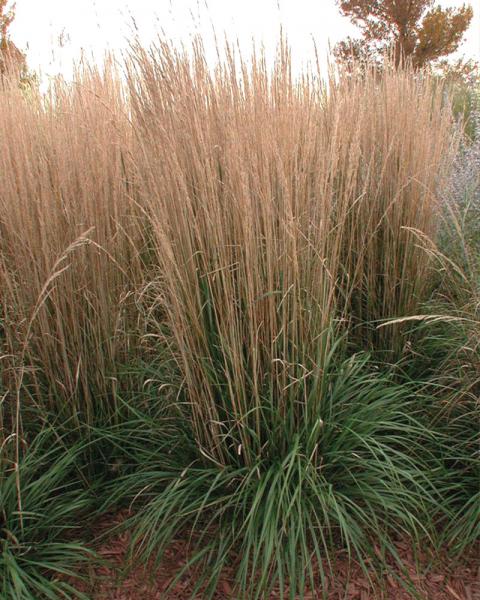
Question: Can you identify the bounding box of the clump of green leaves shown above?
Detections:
[100,350,450,599]
[0,425,95,599]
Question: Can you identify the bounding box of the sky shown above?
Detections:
[9,0,480,82]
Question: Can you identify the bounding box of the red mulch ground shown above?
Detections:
[70,511,479,599]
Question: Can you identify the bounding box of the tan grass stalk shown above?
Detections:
[0,61,144,427]
[126,39,454,464]
[0,38,455,464]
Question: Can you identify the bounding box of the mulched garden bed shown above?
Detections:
[70,512,479,599]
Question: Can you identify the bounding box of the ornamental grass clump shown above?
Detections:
[0,36,465,598]
[86,39,460,597]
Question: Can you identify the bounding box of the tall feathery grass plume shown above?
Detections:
[126,38,455,466]
[0,60,146,430]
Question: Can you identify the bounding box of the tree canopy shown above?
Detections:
[335,0,474,69]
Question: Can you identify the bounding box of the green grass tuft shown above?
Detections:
[99,351,451,599]
[0,426,96,600]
